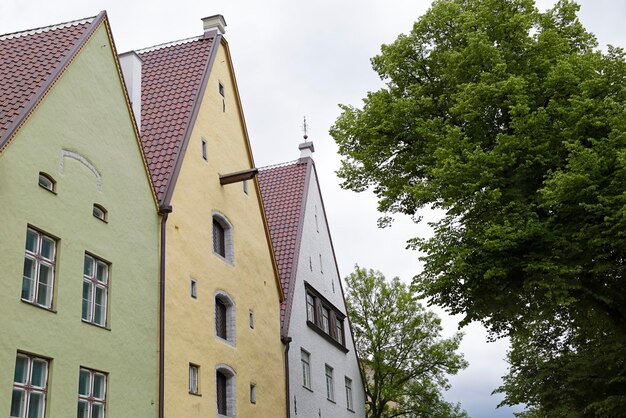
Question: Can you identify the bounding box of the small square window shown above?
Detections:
[190,279,197,299]
[189,364,199,395]
[201,138,208,161]
[38,173,56,193]
[93,204,107,222]
[249,310,254,329]
[250,383,257,404]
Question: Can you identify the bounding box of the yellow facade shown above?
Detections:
[163,40,286,417]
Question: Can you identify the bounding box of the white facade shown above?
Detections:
[287,161,366,417]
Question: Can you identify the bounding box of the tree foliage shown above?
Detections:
[345,266,468,418]
[331,0,626,414]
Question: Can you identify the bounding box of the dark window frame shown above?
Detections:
[304,282,348,352]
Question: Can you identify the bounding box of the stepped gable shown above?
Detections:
[0,17,94,145]
[258,160,309,329]
[137,36,215,202]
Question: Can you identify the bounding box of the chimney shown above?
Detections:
[202,14,227,35]
[118,51,143,131]
[299,141,315,159]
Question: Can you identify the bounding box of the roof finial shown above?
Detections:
[302,116,309,140]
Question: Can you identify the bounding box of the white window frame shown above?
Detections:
[77,368,107,418]
[301,349,311,389]
[92,204,107,222]
[189,364,199,394]
[325,364,334,401]
[82,254,109,327]
[22,228,56,309]
[38,172,55,193]
[345,377,353,411]
[10,353,49,418]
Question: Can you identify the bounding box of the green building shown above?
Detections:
[0,12,160,417]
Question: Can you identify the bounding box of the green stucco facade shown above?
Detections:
[0,23,160,417]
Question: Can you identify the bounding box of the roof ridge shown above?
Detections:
[134,35,204,54]
[0,16,95,40]
[258,159,303,171]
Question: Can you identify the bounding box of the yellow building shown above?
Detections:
[120,15,286,417]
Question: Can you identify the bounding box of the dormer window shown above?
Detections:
[93,204,107,222]
[38,173,55,193]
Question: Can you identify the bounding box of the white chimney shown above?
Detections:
[299,141,315,159]
[202,14,227,35]
[118,51,143,131]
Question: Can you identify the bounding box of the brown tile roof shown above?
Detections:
[137,36,215,202]
[258,160,310,330]
[0,17,94,146]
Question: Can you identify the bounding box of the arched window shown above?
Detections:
[212,212,234,264]
[93,204,107,222]
[216,365,236,417]
[38,172,56,193]
[215,291,235,346]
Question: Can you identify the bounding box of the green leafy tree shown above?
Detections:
[345,266,468,418]
[331,0,626,414]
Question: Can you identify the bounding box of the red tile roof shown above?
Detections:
[0,18,93,144]
[137,37,215,202]
[258,160,310,330]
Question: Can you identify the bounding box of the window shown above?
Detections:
[22,228,56,309]
[38,173,55,193]
[216,366,236,417]
[319,254,323,274]
[315,205,319,232]
[201,138,208,161]
[189,364,199,394]
[82,254,109,327]
[93,204,107,222]
[215,292,236,345]
[78,368,107,418]
[190,279,197,299]
[345,377,353,410]
[306,293,315,322]
[250,383,256,404]
[213,220,225,257]
[11,354,48,418]
[219,82,225,97]
[212,213,234,264]
[325,365,334,401]
[321,307,330,333]
[249,310,254,329]
[243,179,248,195]
[301,350,311,389]
[335,318,344,345]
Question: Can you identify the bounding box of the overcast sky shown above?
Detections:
[2,1,625,416]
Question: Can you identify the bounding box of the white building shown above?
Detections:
[259,141,366,417]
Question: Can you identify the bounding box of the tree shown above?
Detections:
[331,0,626,414]
[345,266,468,418]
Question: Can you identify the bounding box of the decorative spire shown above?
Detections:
[298,116,315,159]
[302,116,309,140]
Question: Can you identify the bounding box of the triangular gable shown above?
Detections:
[0,13,101,152]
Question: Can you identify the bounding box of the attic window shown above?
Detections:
[219,82,225,97]
[38,173,55,193]
[93,204,107,222]
[202,138,208,161]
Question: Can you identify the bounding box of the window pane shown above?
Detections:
[213,220,225,257]
[95,262,107,284]
[92,374,106,399]
[22,258,35,301]
[27,391,45,418]
[14,356,29,384]
[79,369,91,396]
[40,237,54,260]
[91,403,104,418]
[215,299,227,339]
[216,372,227,414]
[31,360,47,387]
[37,264,52,307]
[94,287,106,326]
[322,308,330,333]
[10,388,25,418]
[84,256,94,277]
[77,400,89,418]
[25,230,38,253]
[82,281,93,321]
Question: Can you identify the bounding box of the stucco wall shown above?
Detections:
[0,23,160,417]
[163,41,286,417]
[287,164,366,417]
